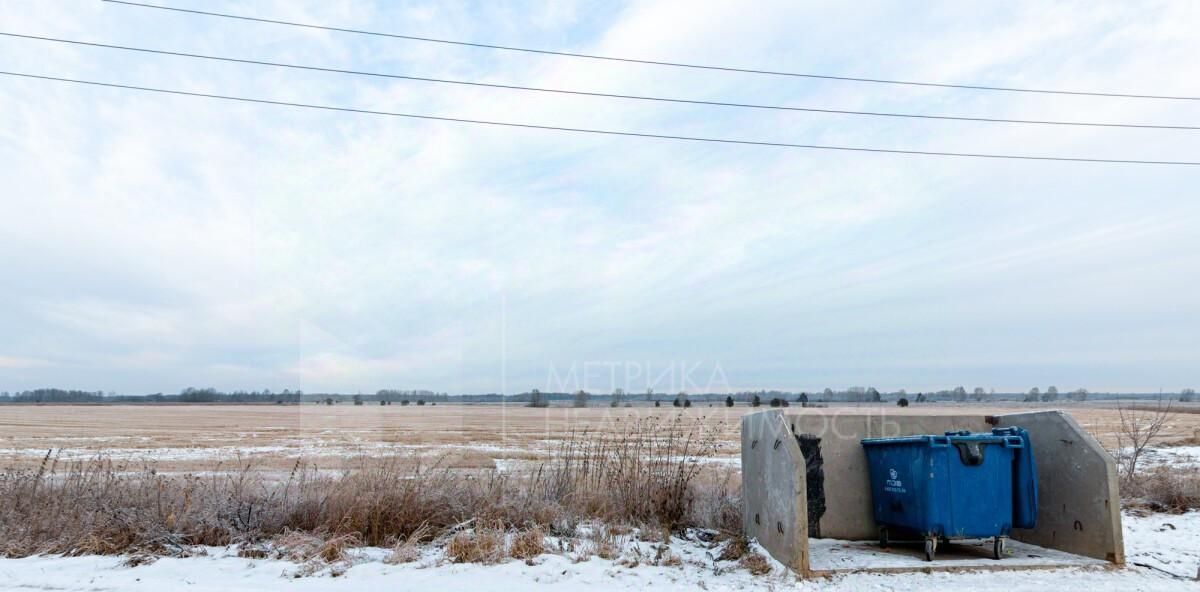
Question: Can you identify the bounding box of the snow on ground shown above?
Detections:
[0,511,1196,591]
[1123,510,1200,578]
[1138,446,1200,470]
[1,442,542,463]
[809,536,1104,571]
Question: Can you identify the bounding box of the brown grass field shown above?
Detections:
[2,402,1198,472]
[0,402,1197,558]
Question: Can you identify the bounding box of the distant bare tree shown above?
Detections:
[1181,388,1196,403]
[1115,397,1173,484]
[822,388,834,402]
[952,386,967,402]
[610,388,624,408]
[866,387,881,403]
[1043,386,1058,403]
[1023,388,1040,403]
[528,389,548,408]
[1071,388,1089,402]
[573,390,589,408]
[972,387,986,401]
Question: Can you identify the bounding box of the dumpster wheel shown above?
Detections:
[923,537,937,561]
[992,536,1006,560]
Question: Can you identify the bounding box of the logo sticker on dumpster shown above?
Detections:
[884,467,906,493]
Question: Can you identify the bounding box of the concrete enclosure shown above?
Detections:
[740,409,1123,575]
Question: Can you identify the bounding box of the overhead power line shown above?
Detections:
[2,71,1197,166]
[102,0,1200,102]
[4,32,1196,132]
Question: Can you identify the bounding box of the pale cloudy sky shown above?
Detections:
[1,0,1197,395]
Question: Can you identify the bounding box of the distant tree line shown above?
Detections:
[0,387,448,404]
[1,386,1194,405]
[0,389,108,403]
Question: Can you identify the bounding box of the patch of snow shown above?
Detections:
[0,442,543,463]
[809,536,1103,571]
[0,513,1196,591]
[1137,446,1200,469]
[0,538,785,592]
[1123,510,1200,579]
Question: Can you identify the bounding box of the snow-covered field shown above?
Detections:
[0,511,1195,591]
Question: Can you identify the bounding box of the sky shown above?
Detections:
[0,0,1198,395]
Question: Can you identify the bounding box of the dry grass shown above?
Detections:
[508,526,546,560]
[546,417,722,529]
[0,418,733,562]
[445,523,506,564]
[738,551,772,575]
[582,525,622,560]
[383,524,429,564]
[1122,466,1200,513]
[717,536,749,562]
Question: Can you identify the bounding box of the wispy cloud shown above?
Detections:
[0,0,1197,393]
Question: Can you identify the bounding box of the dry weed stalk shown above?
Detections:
[0,417,737,561]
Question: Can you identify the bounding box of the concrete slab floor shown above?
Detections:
[810,537,1107,574]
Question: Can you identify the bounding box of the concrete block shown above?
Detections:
[996,410,1124,563]
[741,410,810,574]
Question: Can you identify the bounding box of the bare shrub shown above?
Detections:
[1114,397,1173,485]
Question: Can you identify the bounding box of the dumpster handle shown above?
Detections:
[930,436,950,447]
[953,441,987,466]
[1003,436,1024,448]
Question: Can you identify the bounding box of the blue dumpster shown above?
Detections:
[861,430,1033,561]
[992,427,1038,530]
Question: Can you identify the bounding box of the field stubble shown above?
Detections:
[1,402,1197,564]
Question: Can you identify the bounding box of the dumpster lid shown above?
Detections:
[861,432,1020,447]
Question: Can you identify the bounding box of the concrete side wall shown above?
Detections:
[787,413,990,540]
[996,410,1125,563]
[741,410,810,574]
